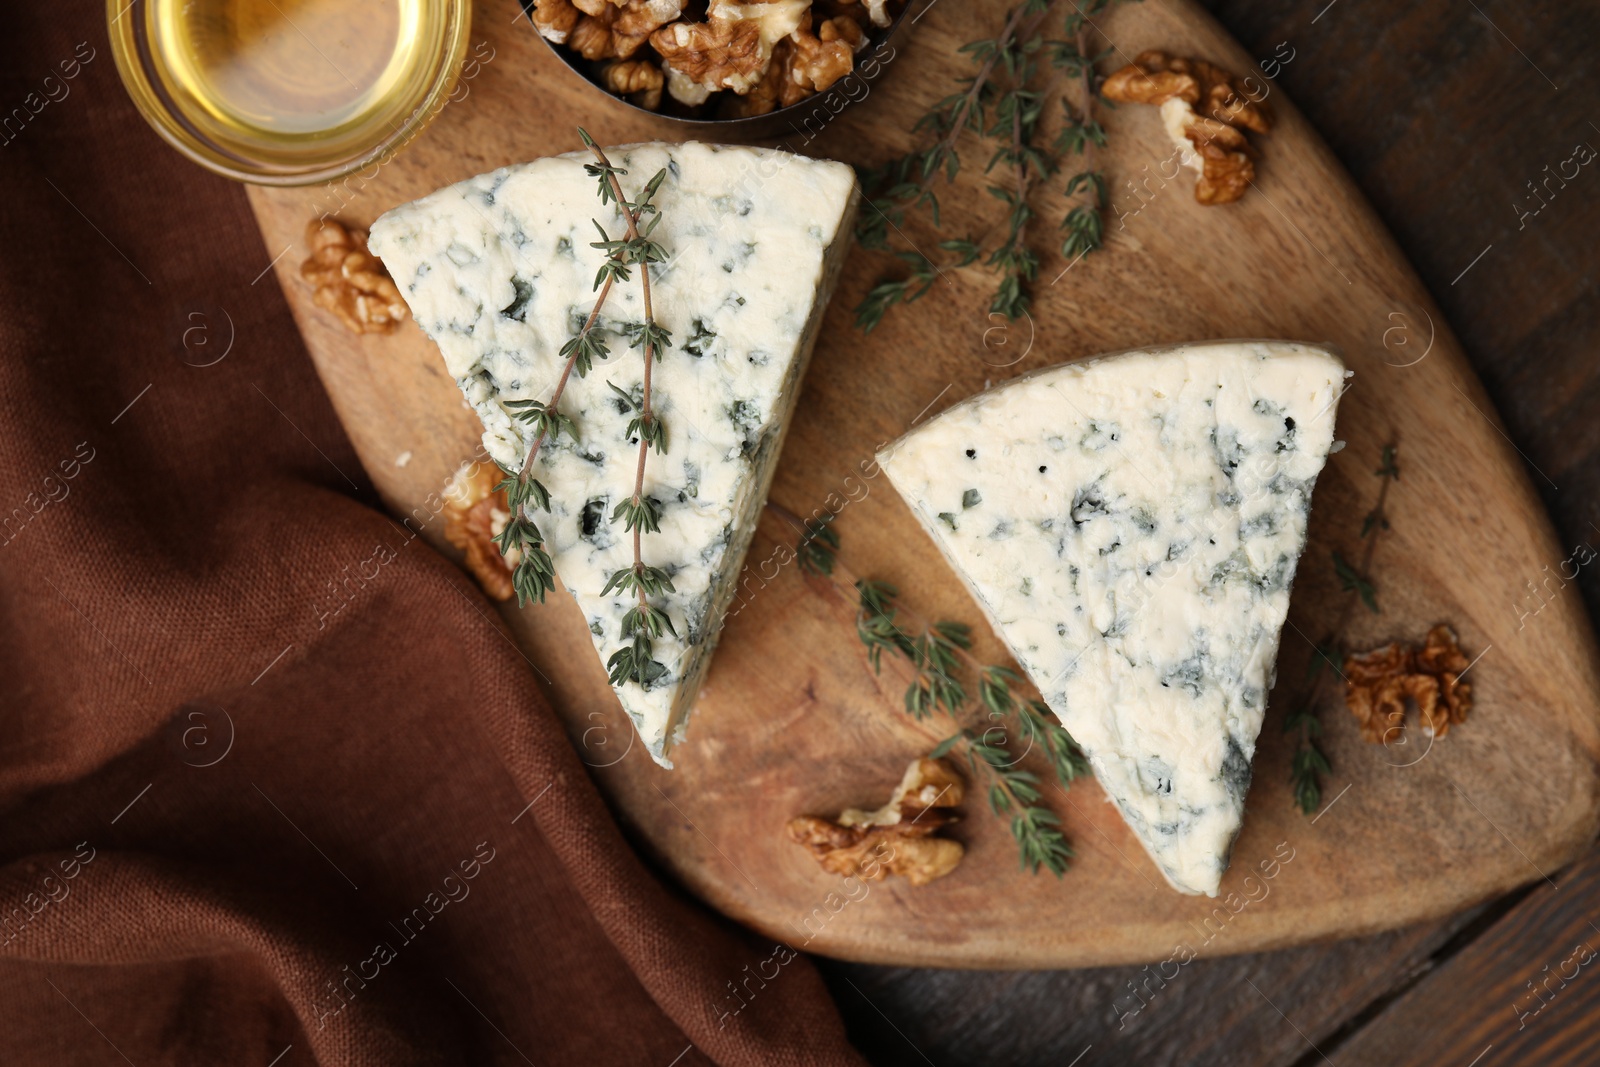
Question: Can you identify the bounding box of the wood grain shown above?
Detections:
[245,0,1600,968]
[1331,845,1600,1067]
[822,905,1485,1066]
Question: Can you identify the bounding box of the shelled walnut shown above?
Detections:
[529,0,902,115]
[532,0,582,43]
[562,0,684,60]
[780,14,855,103]
[1344,625,1474,743]
[600,58,665,109]
[1102,50,1272,205]
[651,11,773,98]
[300,220,408,335]
[787,758,966,887]
[442,462,517,602]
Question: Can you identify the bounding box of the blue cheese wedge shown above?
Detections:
[368,143,858,766]
[878,342,1347,895]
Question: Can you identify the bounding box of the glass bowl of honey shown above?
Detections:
[107,0,472,185]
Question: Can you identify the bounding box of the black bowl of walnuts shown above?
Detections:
[520,0,915,136]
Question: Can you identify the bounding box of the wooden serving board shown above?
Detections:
[247,0,1600,967]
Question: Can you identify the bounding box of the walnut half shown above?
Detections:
[531,0,582,44]
[652,0,812,101]
[1344,625,1474,743]
[778,13,855,106]
[300,219,408,335]
[442,461,517,602]
[787,757,965,887]
[599,58,665,109]
[1102,50,1271,206]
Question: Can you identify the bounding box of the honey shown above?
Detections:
[110,0,470,182]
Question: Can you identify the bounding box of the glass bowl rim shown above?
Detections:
[105,0,474,187]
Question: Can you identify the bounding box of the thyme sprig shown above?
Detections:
[853,243,979,333]
[857,579,971,716]
[495,126,648,608]
[1364,444,1400,534]
[981,4,1054,319]
[797,512,840,576]
[1288,442,1402,813]
[856,2,1041,247]
[853,576,1083,875]
[1284,643,1338,814]
[773,502,1084,873]
[932,726,1074,875]
[1332,551,1378,614]
[1330,445,1399,615]
[985,666,1091,785]
[853,0,1136,329]
[581,132,679,691]
[1053,10,1115,263]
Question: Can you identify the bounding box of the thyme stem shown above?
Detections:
[920,1,1038,198]
[581,136,676,689]
[590,143,659,621]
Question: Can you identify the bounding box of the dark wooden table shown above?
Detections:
[817,2,1600,1063]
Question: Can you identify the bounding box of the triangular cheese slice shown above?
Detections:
[370,143,858,765]
[878,342,1347,894]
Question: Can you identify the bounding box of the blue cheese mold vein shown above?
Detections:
[369,143,860,766]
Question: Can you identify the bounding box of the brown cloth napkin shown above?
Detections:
[0,8,865,1065]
